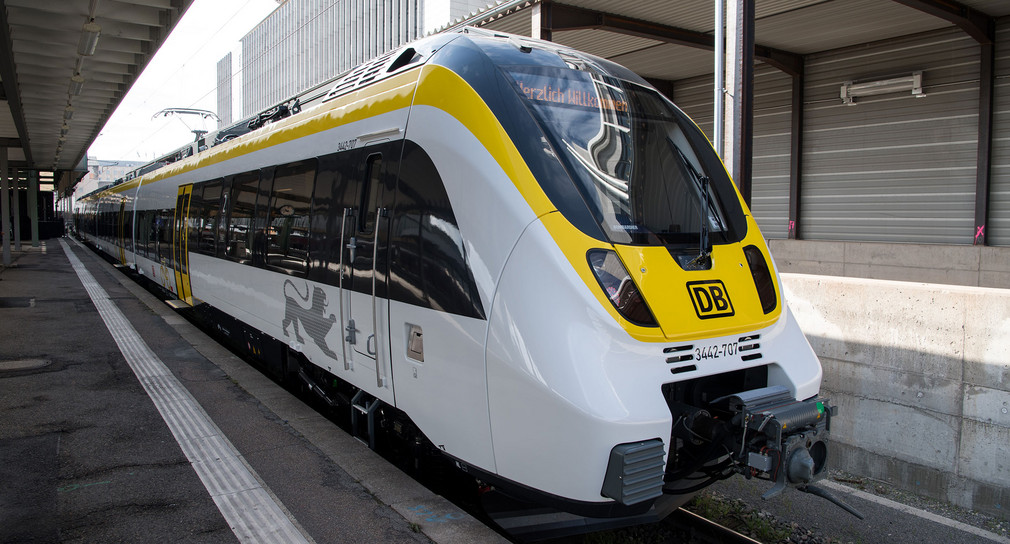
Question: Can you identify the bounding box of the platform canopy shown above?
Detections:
[0,0,194,190]
[451,0,1009,82]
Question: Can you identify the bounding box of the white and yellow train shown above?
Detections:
[75,28,841,530]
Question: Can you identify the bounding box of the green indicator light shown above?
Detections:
[816,401,825,414]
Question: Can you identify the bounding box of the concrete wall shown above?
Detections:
[781,271,1009,518]
[770,239,1010,289]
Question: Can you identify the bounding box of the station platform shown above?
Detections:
[0,238,505,544]
[2,238,1007,544]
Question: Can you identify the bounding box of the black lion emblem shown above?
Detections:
[281,279,339,360]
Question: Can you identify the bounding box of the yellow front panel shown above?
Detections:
[612,228,781,342]
[543,209,781,343]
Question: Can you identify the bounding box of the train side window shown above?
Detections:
[315,149,366,286]
[225,172,260,263]
[108,201,116,242]
[108,202,116,242]
[123,205,133,253]
[250,169,273,267]
[359,154,382,234]
[307,156,338,284]
[267,159,315,275]
[216,181,231,255]
[158,208,174,267]
[389,141,485,319]
[98,201,107,240]
[145,210,157,259]
[187,184,203,253]
[186,184,204,254]
[197,180,224,256]
[134,211,146,258]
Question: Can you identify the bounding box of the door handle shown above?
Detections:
[372,207,387,388]
[339,207,352,370]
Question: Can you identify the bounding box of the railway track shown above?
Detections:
[670,508,764,544]
[522,506,764,544]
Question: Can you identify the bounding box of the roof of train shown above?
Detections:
[79,27,653,202]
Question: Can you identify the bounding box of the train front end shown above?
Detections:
[442,32,840,522]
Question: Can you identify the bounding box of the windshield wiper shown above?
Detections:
[671,143,713,268]
[687,174,711,268]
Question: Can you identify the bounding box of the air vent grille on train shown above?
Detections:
[324,50,398,101]
[663,344,693,364]
[739,334,762,361]
[324,46,423,103]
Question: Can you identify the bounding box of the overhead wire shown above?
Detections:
[115,0,350,162]
[111,0,275,159]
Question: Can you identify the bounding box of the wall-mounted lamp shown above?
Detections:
[69,73,85,96]
[64,105,74,120]
[841,71,924,105]
[78,18,101,56]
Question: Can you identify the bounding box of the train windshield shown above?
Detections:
[508,65,743,247]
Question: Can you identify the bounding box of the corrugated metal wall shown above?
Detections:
[751,65,793,240]
[673,63,793,239]
[801,28,980,244]
[671,74,713,142]
[990,20,1010,247]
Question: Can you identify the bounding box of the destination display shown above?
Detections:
[510,70,629,113]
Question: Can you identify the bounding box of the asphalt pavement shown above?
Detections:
[0,239,500,544]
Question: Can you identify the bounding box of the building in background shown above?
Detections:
[76,159,148,197]
[217,53,233,127]
[217,0,492,124]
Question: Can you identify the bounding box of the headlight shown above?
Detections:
[587,249,658,327]
[744,245,777,314]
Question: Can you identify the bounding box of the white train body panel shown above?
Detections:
[387,300,494,469]
[487,217,674,501]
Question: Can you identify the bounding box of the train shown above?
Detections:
[74,27,847,535]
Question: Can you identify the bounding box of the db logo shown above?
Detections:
[687,280,735,319]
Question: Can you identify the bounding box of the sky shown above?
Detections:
[87,0,280,163]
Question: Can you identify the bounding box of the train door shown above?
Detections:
[172,184,194,305]
[345,153,394,403]
[116,200,127,264]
